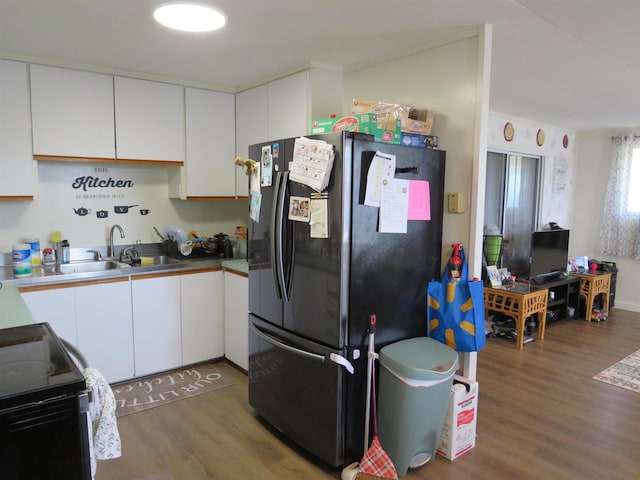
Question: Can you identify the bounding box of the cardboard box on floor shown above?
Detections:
[350,99,434,135]
[437,375,479,460]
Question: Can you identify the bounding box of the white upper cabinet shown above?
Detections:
[234,73,308,197]
[267,70,309,140]
[30,64,116,160]
[235,84,268,197]
[172,87,235,198]
[0,60,35,198]
[234,68,343,197]
[114,76,185,163]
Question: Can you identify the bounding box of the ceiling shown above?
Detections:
[2,0,640,131]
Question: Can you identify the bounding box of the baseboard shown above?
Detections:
[611,301,640,313]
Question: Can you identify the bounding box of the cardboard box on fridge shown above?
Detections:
[397,105,434,135]
[310,116,360,134]
[310,114,400,144]
[350,99,434,134]
[437,375,478,460]
[349,99,399,131]
[400,133,438,149]
[358,114,401,144]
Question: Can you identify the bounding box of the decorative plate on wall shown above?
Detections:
[563,134,569,148]
[536,128,545,146]
[504,122,514,142]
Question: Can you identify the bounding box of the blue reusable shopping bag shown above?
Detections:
[427,245,486,352]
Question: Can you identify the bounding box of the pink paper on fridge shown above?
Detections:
[407,180,430,220]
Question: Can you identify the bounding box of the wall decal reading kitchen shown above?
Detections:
[70,173,150,218]
[72,175,134,191]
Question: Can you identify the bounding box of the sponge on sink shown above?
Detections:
[50,230,62,244]
[139,257,154,265]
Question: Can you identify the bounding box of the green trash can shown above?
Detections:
[377,337,458,476]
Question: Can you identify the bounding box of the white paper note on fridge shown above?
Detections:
[364,152,396,207]
[379,178,409,233]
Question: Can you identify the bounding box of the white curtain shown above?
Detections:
[600,135,640,258]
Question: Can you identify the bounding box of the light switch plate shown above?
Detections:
[448,192,465,213]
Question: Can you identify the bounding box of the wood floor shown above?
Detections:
[96,309,640,480]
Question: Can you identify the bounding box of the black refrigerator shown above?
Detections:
[248,131,446,467]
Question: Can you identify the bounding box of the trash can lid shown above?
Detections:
[379,337,458,381]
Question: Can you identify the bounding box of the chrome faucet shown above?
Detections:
[108,224,125,257]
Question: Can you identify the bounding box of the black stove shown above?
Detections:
[0,322,91,479]
[0,322,85,408]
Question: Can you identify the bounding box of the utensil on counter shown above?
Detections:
[179,241,193,256]
[153,226,165,241]
[165,226,188,243]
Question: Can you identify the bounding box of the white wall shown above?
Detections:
[0,161,247,253]
[574,129,640,312]
[343,35,482,267]
[488,112,577,230]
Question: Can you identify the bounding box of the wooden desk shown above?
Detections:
[484,283,548,350]
[571,272,611,321]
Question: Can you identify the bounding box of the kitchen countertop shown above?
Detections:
[0,255,244,288]
[221,259,248,275]
[0,282,36,329]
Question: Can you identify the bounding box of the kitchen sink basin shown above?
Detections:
[122,255,183,266]
[58,260,129,274]
[149,255,183,265]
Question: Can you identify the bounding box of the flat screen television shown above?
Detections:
[528,229,570,280]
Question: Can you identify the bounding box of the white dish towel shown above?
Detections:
[83,367,122,479]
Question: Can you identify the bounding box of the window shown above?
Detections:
[600,136,640,258]
[628,149,640,213]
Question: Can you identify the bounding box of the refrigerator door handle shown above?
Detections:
[251,324,325,363]
[271,171,289,300]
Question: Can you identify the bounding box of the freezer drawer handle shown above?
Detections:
[329,353,354,374]
[251,324,325,363]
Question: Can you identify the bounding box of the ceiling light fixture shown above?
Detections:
[153,2,226,32]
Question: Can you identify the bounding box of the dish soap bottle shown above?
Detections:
[61,240,71,264]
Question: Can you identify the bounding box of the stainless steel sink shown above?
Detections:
[58,260,129,274]
[123,255,183,266]
[150,255,183,265]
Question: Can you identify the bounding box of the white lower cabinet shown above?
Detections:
[20,286,77,344]
[76,279,134,382]
[180,270,224,365]
[20,266,242,381]
[131,274,182,376]
[20,279,134,383]
[224,270,248,370]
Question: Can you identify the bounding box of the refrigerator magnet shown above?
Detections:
[288,196,310,222]
[250,191,262,223]
[310,193,329,238]
[261,145,273,187]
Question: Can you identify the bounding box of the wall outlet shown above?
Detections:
[448,192,465,213]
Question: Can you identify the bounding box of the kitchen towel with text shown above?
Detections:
[427,245,485,352]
